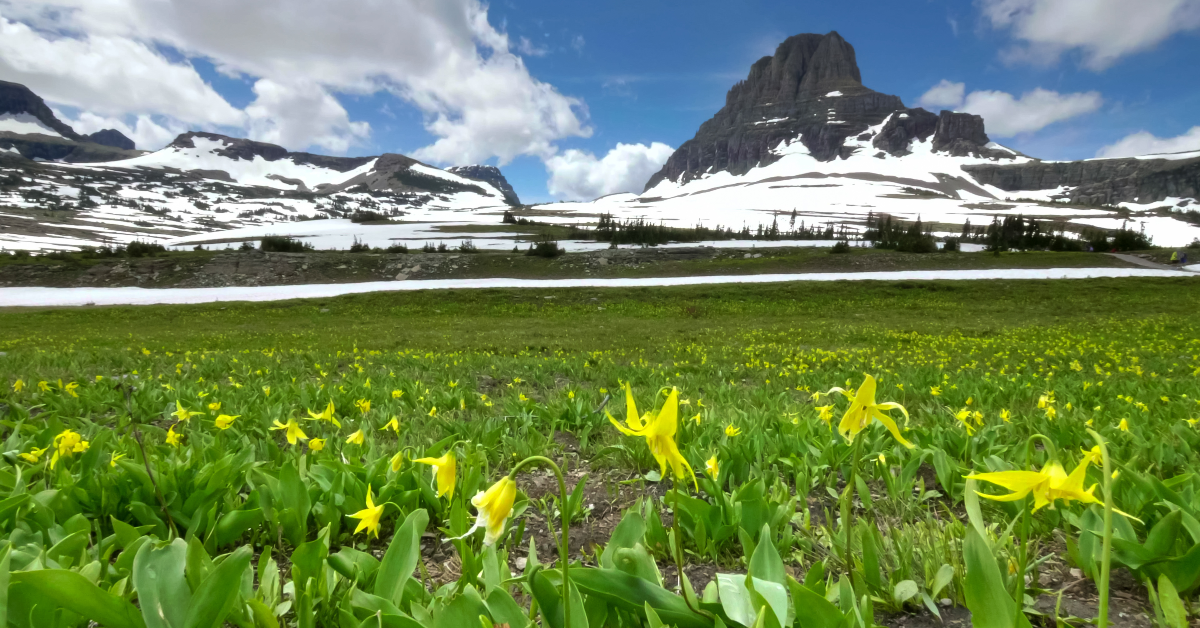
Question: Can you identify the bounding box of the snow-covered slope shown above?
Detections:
[0,112,63,138]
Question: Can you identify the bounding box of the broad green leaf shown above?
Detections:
[1158,574,1188,628]
[963,526,1015,628]
[716,573,755,627]
[182,545,252,628]
[431,584,491,628]
[215,509,265,548]
[572,567,709,628]
[10,569,147,628]
[600,510,646,570]
[0,544,10,628]
[748,523,785,586]
[787,576,844,628]
[892,580,919,606]
[931,564,955,599]
[485,587,531,628]
[133,539,191,628]
[375,508,429,608]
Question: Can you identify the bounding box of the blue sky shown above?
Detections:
[3,0,1199,203]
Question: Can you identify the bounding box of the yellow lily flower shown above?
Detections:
[307,401,341,428]
[380,417,400,433]
[968,458,1138,520]
[825,375,915,449]
[271,418,309,445]
[414,452,457,499]
[214,414,240,430]
[705,454,719,480]
[1000,409,1011,423]
[463,477,517,546]
[208,401,222,411]
[391,389,403,399]
[390,450,404,472]
[930,386,941,396]
[1081,446,1103,466]
[262,386,271,397]
[725,424,741,437]
[1118,418,1129,432]
[954,408,976,435]
[815,404,834,427]
[355,399,371,415]
[172,401,204,422]
[110,452,125,468]
[609,387,696,488]
[346,429,365,445]
[12,379,24,393]
[50,429,87,469]
[64,382,79,397]
[309,438,326,452]
[165,424,182,447]
[348,485,385,538]
[38,380,50,393]
[19,446,47,463]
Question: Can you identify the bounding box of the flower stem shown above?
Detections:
[1087,429,1113,628]
[511,455,571,628]
[1014,498,1030,628]
[842,436,863,592]
[671,475,705,615]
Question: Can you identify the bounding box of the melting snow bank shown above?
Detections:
[1,268,1195,308]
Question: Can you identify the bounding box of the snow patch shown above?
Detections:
[0,113,62,138]
[825,91,843,97]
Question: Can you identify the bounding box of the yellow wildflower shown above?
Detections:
[214,414,240,430]
[725,424,741,437]
[380,416,400,433]
[825,375,915,449]
[18,446,47,464]
[38,380,51,393]
[463,477,517,546]
[172,401,203,422]
[208,401,221,411]
[271,418,308,445]
[64,382,79,397]
[309,438,326,452]
[610,387,696,487]
[391,389,403,399]
[307,401,341,428]
[346,429,365,445]
[110,452,125,468]
[414,452,457,499]
[355,399,370,414]
[930,386,941,396]
[705,454,719,480]
[815,404,834,427]
[390,450,404,472]
[165,425,182,447]
[348,486,385,538]
[12,379,24,393]
[1118,418,1129,432]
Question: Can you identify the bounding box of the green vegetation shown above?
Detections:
[1,278,1198,628]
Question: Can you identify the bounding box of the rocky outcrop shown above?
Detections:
[0,133,139,163]
[319,153,491,198]
[931,111,998,157]
[447,165,520,205]
[871,109,939,156]
[963,156,1200,206]
[644,32,907,190]
[85,129,135,150]
[0,80,84,141]
[169,132,373,171]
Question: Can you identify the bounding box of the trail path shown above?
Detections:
[1108,253,1198,272]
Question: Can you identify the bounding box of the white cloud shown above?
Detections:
[58,110,185,149]
[545,142,674,201]
[571,34,586,53]
[245,79,369,154]
[0,0,589,161]
[961,88,1102,136]
[917,80,1102,137]
[979,0,1200,70]
[1096,126,1200,157]
[0,14,243,126]
[917,80,965,110]
[516,36,547,57]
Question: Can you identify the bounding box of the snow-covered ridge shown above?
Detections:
[0,112,62,138]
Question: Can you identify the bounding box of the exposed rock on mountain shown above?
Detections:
[964,155,1200,206]
[321,153,492,198]
[84,129,136,150]
[447,165,520,205]
[169,132,373,172]
[0,80,83,141]
[871,109,938,156]
[0,81,142,162]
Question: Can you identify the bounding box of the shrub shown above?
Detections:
[126,241,167,257]
[526,237,564,258]
[940,238,959,253]
[830,240,851,254]
[348,237,371,253]
[385,244,409,254]
[458,240,479,253]
[260,236,312,253]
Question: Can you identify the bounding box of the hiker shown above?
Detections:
[1171,250,1179,264]
[1183,252,1189,265]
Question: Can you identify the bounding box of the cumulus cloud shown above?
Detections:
[545,142,674,201]
[245,79,369,154]
[916,80,1102,137]
[961,88,1102,136]
[0,0,589,159]
[917,80,965,110]
[979,0,1200,69]
[516,36,548,57]
[1096,126,1200,157]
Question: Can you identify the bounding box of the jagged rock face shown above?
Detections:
[0,80,84,141]
[85,129,135,150]
[963,157,1200,206]
[871,109,939,155]
[320,153,491,198]
[447,165,520,205]
[931,111,994,157]
[645,31,906,191]
[170,132,373,172]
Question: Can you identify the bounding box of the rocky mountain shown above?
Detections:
[0,80,142,162]
[447,165,521,205]
[644,31,1198,209]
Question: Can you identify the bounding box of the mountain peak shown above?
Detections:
[0,80,84,141]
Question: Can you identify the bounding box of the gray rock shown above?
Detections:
[446,165,521,205]
[963,155,1200,206]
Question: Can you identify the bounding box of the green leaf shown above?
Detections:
[644,602,665,628]
[787,576,844,628]
[931,564,955,599]
[215,509,265,548]
[328,547,380,585]
[963,526,1016,628]
[964,479,989,547]
[613,544,662,585]
[600,509,645,570]
[0,544,10,628]
[572,567,709,628]
[716,573,755,627]
[375,508,429,608]
[291,525,330,592]
[432,585,492,628]
[485,587,531,628]
[748,524,785,586]
[1158,574,1188,628]
[892,580,919,606]
[746,576,787,628]
[860,525,883,593]
[10,569,147,628]
[182,545,253,628]
[133,539,191,628]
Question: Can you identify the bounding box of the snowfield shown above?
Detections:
[1,267,1194,308]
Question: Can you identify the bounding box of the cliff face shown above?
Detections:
[964,157,1200,206]
[447,165,520,205]
[644,32,908,190]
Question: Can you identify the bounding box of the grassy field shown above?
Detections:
[1,277,1198,628]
